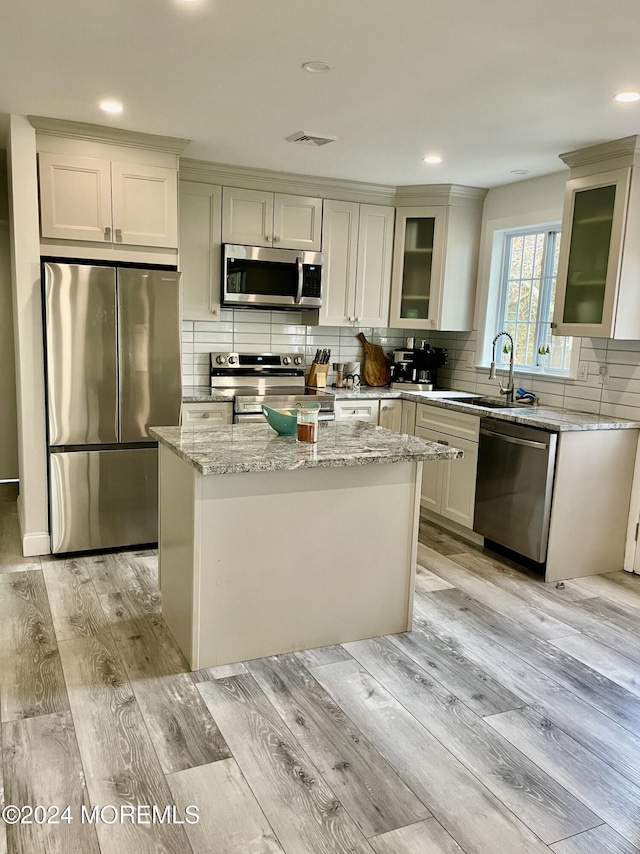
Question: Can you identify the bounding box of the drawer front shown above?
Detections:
[416,403,479,442]
[334,399,380,422]
[182,403,232,425]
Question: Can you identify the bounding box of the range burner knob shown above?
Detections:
[293,356,303,365]
[215,355,227,365]
[282,356,292,366]
[228,354,238,365]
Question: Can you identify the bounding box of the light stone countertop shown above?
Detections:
[327,386,640,431]
[182,386,234,403]
[150,420,463,476]
[181,385,640,431]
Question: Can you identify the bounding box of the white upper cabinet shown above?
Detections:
[553,136,640,339]
[38,152,112,242]
[222,187,322,250]
[38,153,178,249]
[317,199,394,327]
[179,181,222,321]
[110,162,178,248]
[354,204,395,326]
[389,187,485,331]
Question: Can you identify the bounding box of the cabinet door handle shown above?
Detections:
[115,228,122,241]
[356,317,362,322]
[382,406,389,411]
[265,235,271,242]
[550,322,558,328]
[104,226,111,240]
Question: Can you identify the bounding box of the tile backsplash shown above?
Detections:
[430,329,640,421]
[183,312,640,421]
[181,309,415,388]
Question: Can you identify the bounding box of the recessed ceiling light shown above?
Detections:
[423,155,442,164]
[100,100,123,114]
[511,169,530,175]
[615,91,640,103]
[302,61,332,74]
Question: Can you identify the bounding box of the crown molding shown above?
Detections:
[560,135,640,170]
[179,159,489,206]
[179,158,398,204]
[395,183,488,208]
[28,116,190,155]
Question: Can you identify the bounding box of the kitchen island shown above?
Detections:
[150,421,461,670]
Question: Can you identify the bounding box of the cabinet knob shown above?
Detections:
[265,235,271,242]
[356,317,362,322]
[348,316,355,322]
[203,412,210,419]
[550,322,558,328]
[273,235,280,242]
[104,227,111,240]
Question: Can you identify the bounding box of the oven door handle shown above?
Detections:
[295,256,304,305]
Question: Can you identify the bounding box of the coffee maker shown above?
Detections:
[389,339,448,390]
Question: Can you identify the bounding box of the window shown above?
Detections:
[497,228,573,373]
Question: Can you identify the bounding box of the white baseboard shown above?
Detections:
[17,494,51,556]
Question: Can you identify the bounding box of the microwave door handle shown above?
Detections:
[295,256,303,304]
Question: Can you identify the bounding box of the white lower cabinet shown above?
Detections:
[413,404,479,529]
[401,400,417,436]
[379,399,402,431]
[334,399,380,423]
[182,402,232,425]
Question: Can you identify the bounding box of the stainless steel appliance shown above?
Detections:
[44,262,181,553]
[474,418,558,563]
[222,244,323,309]
[390,343,448,390]
[210,352,334,422]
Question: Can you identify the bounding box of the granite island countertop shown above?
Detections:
[150,420,462,476]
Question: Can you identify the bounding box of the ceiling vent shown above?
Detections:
[286,131,337,147]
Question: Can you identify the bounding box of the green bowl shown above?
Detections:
[261,404,297,436]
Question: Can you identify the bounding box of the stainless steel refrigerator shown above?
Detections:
[44,262,181,553]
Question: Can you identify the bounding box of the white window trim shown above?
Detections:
[474,209,581,380]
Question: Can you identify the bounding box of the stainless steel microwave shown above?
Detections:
[222,244,323,310]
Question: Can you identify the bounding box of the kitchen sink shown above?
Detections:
[451,396,525,409]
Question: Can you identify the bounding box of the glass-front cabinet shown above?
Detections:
[390,206,446,329]
[553,168,630,337]
[389,199,484,331]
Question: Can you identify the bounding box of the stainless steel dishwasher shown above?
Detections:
[474,418,558,563]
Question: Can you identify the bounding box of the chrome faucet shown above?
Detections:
[489,331,515,404]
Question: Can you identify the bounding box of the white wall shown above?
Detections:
[7,116,50,555]
[0,153,18,480]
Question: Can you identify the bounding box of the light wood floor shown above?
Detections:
[2,482,640,853]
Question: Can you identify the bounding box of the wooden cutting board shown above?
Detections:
[357,333,391,387]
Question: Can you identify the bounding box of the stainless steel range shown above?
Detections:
[210,353,335,423]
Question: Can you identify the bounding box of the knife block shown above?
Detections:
[307,361,329,388]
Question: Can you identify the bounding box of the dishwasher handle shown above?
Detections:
[479,427,549,450]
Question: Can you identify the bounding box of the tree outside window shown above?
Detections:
[497,228,573,373]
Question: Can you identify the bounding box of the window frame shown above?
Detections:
[496,226,571,376]
[476,215,581,380]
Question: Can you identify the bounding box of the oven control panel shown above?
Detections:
[211,352,304,370]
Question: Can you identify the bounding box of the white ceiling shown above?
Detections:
[2,0,640,188]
